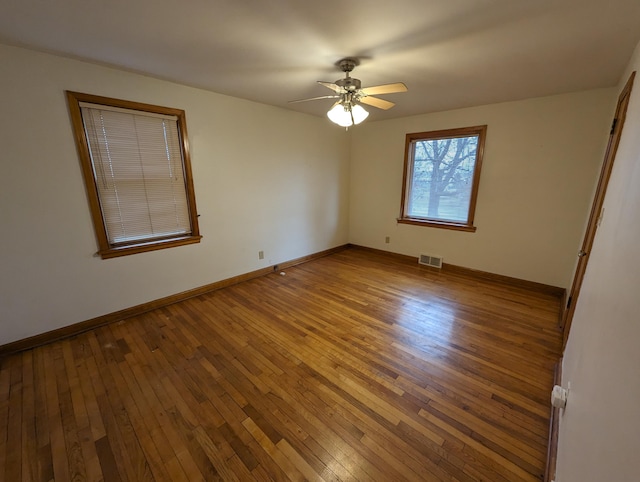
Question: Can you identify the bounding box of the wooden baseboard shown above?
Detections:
[346,244,419,264]
[442,263,565,297]
[545,358,562,482]
[348,244,565,297]
[0,244,349,358]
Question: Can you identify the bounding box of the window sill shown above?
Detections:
[397,217,477,232]
[98,235,202,259]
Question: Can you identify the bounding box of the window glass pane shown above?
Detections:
[408,134,479,223]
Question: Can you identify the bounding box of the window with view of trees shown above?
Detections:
[399,125,487,232]
[66,91,201,258]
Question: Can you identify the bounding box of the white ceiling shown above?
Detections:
[2,0,640,121]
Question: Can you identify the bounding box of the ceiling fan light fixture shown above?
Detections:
[327,102,369,127]
[351,104,369,124]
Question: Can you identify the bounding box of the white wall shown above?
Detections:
[349,90,616,288]
[0,45,350,345]
[555,44,640,481]
[0,43,622,348]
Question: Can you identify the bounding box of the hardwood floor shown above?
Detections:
[0,247,563,481]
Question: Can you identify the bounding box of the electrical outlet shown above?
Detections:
[258,250,264,260]
[385,236,390,244]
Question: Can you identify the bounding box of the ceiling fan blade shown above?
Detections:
[288,95,340,104]
[317,81,345,93]
[360,82,408,96]
[359,96,395,110]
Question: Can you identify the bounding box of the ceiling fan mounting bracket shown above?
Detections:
[338,58,359,74]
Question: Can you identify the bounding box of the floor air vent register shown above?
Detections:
[418,254,443,269]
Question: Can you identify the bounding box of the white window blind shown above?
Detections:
[80,103,192,246]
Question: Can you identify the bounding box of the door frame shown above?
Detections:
[561,71,636,350]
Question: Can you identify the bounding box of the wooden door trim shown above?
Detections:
[561,71,636,350]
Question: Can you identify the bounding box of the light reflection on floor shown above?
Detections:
[391,296,458,354]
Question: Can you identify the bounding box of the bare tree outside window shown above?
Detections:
[400,126,487,232]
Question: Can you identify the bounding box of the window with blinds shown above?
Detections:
[67,92,201,258]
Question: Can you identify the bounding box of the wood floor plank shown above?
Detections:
[41,345,71,482]
[0,247,562,481]
[113,322,201,480]
[0,361,10,482]
[87,331,154,481]
[61,340,103,482]
[32,348,54,482]
[4,356,22,482]
[20,351,37,482]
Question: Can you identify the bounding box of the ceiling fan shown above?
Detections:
[290,58,408,127]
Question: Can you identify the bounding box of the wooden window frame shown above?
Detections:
[66,91,201,259]
[398,125,487,232]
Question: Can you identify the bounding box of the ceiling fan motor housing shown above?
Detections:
[335,77,361,91]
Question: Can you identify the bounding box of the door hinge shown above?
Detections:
[611,117,618,134]
[567,296,572,309]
